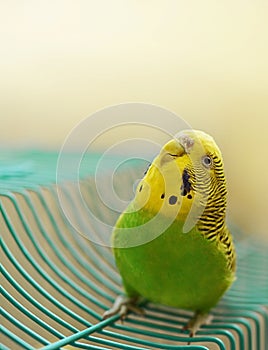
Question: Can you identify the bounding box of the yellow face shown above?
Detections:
[134,130,227,225]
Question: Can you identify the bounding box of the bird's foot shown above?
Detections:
[103,295,144,321]
[183,312,212,344]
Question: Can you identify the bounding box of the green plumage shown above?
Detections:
[106,129,236,333]
[113,205,234,312]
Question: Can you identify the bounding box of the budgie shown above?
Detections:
[103,129,236,337]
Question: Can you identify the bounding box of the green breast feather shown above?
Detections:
[113,206,235,312]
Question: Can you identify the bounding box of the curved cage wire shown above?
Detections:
[1,151,268,350]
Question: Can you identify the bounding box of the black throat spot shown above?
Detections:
[181,169,191,196]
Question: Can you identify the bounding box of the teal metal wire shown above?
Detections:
[1,151,268,350]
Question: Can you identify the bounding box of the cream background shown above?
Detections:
[1,0,267,236]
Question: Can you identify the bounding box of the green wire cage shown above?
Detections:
[1,151,267,350]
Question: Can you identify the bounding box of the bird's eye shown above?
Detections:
[202,155,212,168]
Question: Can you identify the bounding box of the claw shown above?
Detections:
[183,312,212,344]
[103,295,144,321]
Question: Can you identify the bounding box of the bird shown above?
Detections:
[103,129,236,338]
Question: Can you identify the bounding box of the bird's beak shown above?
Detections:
[157,139,185,167]
[162,134,195,159]
[163,139,185,158]
[158,135,195,167]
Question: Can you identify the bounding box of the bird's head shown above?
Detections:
[134,129,227,231]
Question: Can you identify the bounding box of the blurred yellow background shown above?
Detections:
[1,1,267,236]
